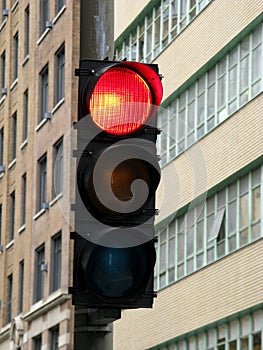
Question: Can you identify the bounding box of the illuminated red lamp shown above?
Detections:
[88,62,163,136]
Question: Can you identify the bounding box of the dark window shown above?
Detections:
[53,138,63,197]
[34,335,42,350]
[1,50,5,92]
[10,191,15,241]
[25,6,30,57]
[19,260,24,313]
[38,154,47,211]
[0,204,2,246]
[7,274,12,324]
[12,112,17,160]
[13,32,19,81]
[50,232,61,292]
[23,89,28,141]
[34,245,45,302]
[50,325,59,350]
[21,173,26,226]
[0,127,4,165]
[40,0,49,34]
[40,65,49,121]
[56,0,65,14]
[55,45,65,104]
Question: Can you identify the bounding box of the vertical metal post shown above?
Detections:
[80,0,114,60]
[75,1,114,349]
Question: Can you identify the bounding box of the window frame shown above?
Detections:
[9,191,15,242]
[53,137,63,197]
[50,231,62,293]
[13,32,19,81]
[55,44,65,104]
[37,154,47,212]
[24,6,30,57]
[19,260,24,313]
[40,65,49,122]
[34,244,45,303]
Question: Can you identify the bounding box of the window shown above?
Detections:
[50,232,61,293]
[40,65,49,121]
[55,45,65,104]
[13,32,19,81]
[0,127,4,166]
[50,325,59,350]
[1,50,6,93]
[34,245,45,302]
[56,0,65,14]
[37,154,47,211]
[34,335,42,350]
[23,90,28,141]
[10,191,15,242]
[6,274,12,324]
[19,260,24,313]
[157,22,263,168]
[148,307,263,350]
[11,112,17,160]
[53,138,63,197]
[115,0,212,63]
[25,6,30,57]
[21,173,26,226]
[40,0,49,34]
[155,164,262,289]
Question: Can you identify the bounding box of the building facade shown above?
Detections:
[0,0,262,349]
[113,0,263,349]
[0,0,79,349]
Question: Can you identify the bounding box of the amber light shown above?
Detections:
[89,66,153,135]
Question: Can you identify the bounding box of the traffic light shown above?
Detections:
[70,59,163,309]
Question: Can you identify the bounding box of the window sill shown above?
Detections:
[0,94,6,106]
[37,28,51,46]
[51,97,65,114]
[11,0,19,13]
[6,240,14,250]
[22,55,29,67]
[35,117,49,132]
[18,225,26,234]
[0,19,7,33]
[53,5,66,25]
[8,159,16,170]
[50,193,63,207]
[20,139,28,150]
[33,208,46,221]
[10,78,18,91]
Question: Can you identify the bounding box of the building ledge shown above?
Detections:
[23,292,71,322]
[0,323,11,342]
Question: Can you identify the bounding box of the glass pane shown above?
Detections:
[241,337,249,350]
[229,182,237,201]
[208,84,215,116]
[168,268,175,283]
[229,234,237,252]
[253,332,261,350]
[207,247,214,263]
[252,167,261,186]
[160,243,166,272]
[252,222,260,240]
[229,66,237,100]
[252,186,261,221]
[253,310,263,331]
[229,47,238,66]
[229,340,237,350]
[197,220,204,251]
[240,57,249,91]
[178,233,184,261]
[230,319,238,339]
[241,36,250,58]
[241,315,250,335]
[240,194,249,228]
[197,253,204,268]
[240,175,249,194]
[187,228,194,255]
[240,228,248,246]
[198,93,205,123]
[252,45,262,82]
[168,238,175,267]
[178,263,184,279]
[187,258,194,274]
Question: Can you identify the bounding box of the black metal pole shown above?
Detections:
[74,1,114,349]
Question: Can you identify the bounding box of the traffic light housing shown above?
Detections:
[70,59,162,309]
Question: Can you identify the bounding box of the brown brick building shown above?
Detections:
[0,0,262,349]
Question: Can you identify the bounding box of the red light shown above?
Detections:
[89,66,154,135]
